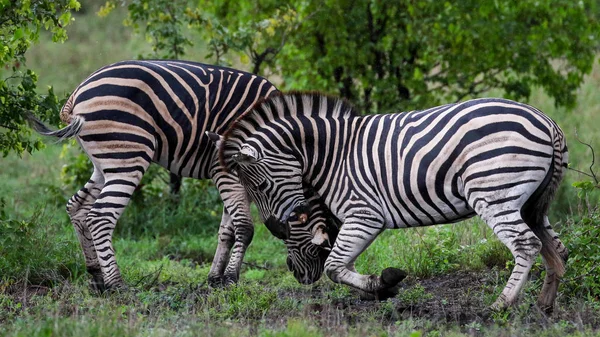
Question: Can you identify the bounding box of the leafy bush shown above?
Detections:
[1,0,80,156]
[0,204,83,286]
[562,211,600,300]
[559,148,600,300]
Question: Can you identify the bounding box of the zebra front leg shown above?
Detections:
[66,168,105,292]
[207,208,235,287]
[213,173,254,286]
[324,219,407,300]
[221,208,254,286]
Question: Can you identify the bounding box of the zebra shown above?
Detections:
[210,92,569,312]
[25,60,332,291]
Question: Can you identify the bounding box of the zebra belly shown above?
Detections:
[386,199,476,228]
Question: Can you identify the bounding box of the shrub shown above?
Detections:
[0,204,83,286]
[562,210,600,300]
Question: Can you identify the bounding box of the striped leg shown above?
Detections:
[324,219,406,299]
[86,162,149,291]
[66,167,105,291]
[207,208,235,287]
[480,209,542,310]
[212,173,254,285]
[537,216,568,312]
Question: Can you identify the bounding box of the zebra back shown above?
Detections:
[64,59,278,179]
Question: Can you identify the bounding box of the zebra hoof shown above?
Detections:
[538,304,554,316]
[381,267,407,287]
[537,292,556,315]
[87,268,106,294]
[208,275,224,288]
[374,285,401,300]
[536,302,554,315]
[489,299,509,313]
[89,278,106,294]
[104,283,129,295]
[222,274,239,287]
[372,268,407,301]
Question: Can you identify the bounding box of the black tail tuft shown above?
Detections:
[25,111,84,141]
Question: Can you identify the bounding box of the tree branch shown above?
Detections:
[0,124,19,131]
[570,129,599,184]
[453,69,502,102]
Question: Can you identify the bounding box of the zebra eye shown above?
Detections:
[257,180,270,192]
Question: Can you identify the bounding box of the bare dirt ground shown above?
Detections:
[280,270,600,331]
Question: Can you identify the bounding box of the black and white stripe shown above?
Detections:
[27,59,288,290]
[219,93,569,312]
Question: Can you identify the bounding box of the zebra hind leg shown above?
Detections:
[207,208,235,287]
[481,208,542,310]
[529,216,568,313]
[85,166,148,292]
[66,167,105,292]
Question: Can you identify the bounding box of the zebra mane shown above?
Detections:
[219,91,358,172]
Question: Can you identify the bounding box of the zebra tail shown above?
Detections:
[25,111,84,141]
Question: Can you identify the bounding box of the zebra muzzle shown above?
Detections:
[311,224,331,248]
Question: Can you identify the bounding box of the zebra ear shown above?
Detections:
[205,131,224,148]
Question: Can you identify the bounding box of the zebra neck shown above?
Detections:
[299,115,362,198]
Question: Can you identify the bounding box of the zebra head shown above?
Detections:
[231,145,340,284]
[284,192,339,284]
[207,130,337,284]
[232,141,308,240]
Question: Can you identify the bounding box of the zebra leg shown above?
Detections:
[324,219,407,300]
[537,216,568,313]
[66,167,105,291]
[207,208,235,287]
[481,210,542,310]
[85,166,148,291]
[212,173,254,286]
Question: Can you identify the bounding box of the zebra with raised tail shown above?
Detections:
[26,60,333,291]
[211,93,569,312]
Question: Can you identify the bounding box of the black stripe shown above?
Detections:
[80,132,155,151]
[103,166,146,174]
[93,151,152,162]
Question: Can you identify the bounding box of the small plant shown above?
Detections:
[205,283,279,320]
[397,284,433,307]
[0,207,82,286]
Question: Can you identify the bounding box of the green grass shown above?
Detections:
[1,0,600,335]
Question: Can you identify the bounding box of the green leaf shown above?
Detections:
[12,28,24,41]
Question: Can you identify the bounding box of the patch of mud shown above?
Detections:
[273,269,600,330]
[393,271,491,324]
[289,270,492,327]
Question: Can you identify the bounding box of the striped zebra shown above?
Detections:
[211,93,569,312]
[25,60,331,291]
